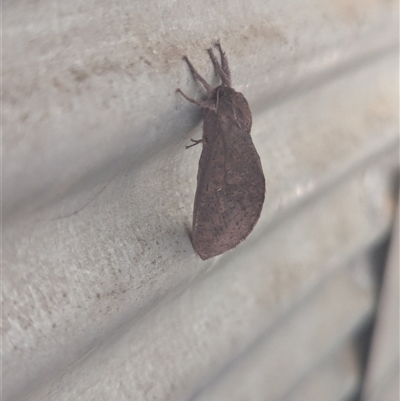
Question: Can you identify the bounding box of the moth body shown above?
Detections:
[177,43,265,260]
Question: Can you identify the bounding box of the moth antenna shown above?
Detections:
[207,47,231,87]
[214,41,232,87]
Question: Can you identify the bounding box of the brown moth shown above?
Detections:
[177,42,265,260]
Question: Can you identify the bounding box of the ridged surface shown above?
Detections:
[3,0,399,400]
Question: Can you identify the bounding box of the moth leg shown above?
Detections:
[176,89,216,110]
[207,47,230,87]
[214,41,232,87]
[186,138,203,149]
[182,56,212,95]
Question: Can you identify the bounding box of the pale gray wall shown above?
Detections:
[3,0,399,400]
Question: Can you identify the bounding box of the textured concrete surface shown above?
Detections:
[193,260,374,401]
[3,0,399,400]
[283,342,360,401]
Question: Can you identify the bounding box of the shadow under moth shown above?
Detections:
[177,42,265,260]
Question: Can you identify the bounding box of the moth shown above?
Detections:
[177,42,265,260]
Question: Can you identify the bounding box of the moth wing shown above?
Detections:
[192,116,265,260]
